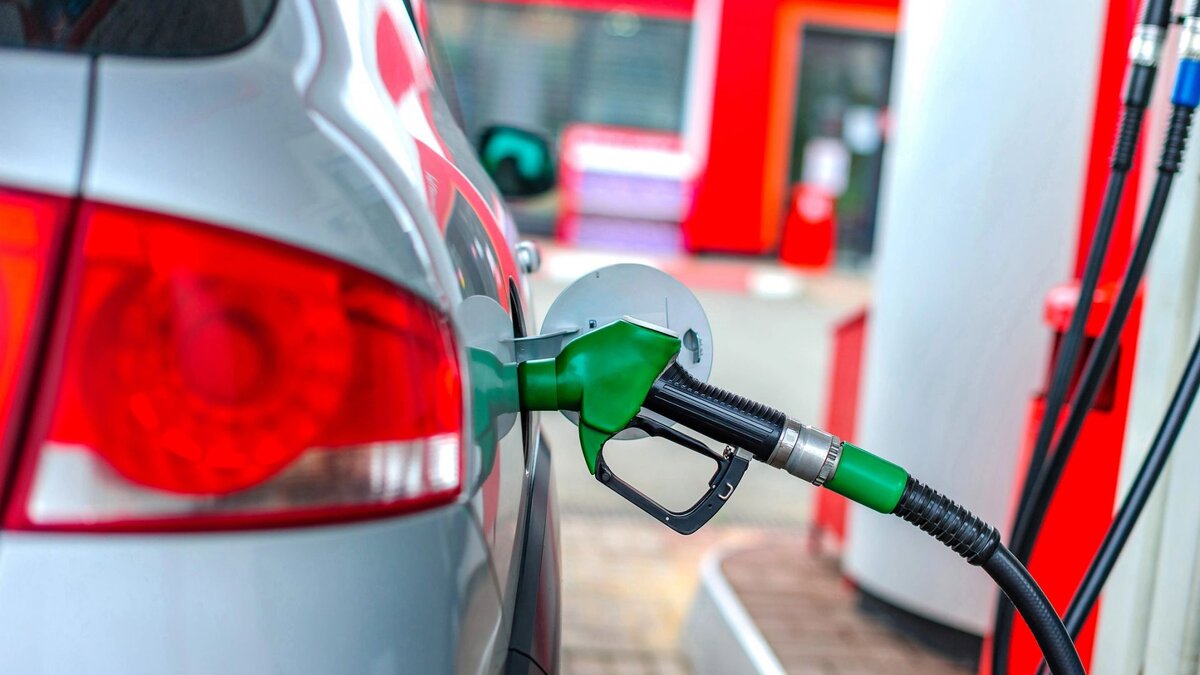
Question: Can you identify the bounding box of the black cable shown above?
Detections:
[1012,164,1127,542]
[1008,97,1193,615]
[993,61,1160,675]
[1006,0,1169,578]
[1015,169,1125,526]
[1012,98,1145,544]
[991,146,1129,675]
[992,6,1175,669]
[1030,329,1200,674]
[892,478,1084,675]
[1017,91,1149,534]
[1021,104,1192,532]
[995,106,1191,674]
[1018,102,1145,526]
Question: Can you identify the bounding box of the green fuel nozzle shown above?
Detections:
[518,318,682,474]
[515,318,980,545]
[515,318,911,529]
[518,318,755,534]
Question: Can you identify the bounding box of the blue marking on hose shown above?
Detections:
[1173,59,1200,109]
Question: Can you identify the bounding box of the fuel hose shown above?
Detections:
[643,365,1086,675]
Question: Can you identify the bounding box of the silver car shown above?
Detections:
[0,1,560,673]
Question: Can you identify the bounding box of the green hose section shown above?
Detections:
[825,442,909,513]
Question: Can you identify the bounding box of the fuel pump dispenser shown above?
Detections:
[519,265,1084,675]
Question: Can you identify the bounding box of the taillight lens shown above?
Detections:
[0,188,69,449]
[6,203,463,531]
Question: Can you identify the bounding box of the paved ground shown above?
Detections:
[721,540,970,675]
[558,516,772,675]
[556,517,970,675]
[528,245,881,674]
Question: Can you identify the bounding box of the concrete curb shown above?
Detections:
[680,548,787,675]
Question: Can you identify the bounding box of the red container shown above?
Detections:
[780,184,836,270]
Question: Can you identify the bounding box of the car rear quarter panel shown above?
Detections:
[0,0,513,672]
[0,50,91,196]
[0,506,501,675]
[299,0,533,645]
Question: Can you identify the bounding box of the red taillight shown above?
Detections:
[5,203,463,531]
[0,188,70,452]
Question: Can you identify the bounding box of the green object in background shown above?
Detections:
[478,126,555,198]
[483,128,546,179]
[518,319,681,474]
[825,442,909,513]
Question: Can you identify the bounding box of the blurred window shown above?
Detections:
[429,1,692,140]
[789,26,894,263]
[0,0,276,56]
[424,10,469,128]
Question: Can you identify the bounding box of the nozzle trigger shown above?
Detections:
[579,424,613,474]
[593,416,752,535]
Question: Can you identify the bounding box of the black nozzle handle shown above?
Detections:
[643,362,785,462]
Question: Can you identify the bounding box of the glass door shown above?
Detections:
[789,26,895,265]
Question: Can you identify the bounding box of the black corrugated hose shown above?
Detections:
[894,478,1085,675]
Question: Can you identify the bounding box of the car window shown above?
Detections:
[428,1,691,140]
[422,10,467,129]
[401,0,418,38]
[0,0,277,57]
